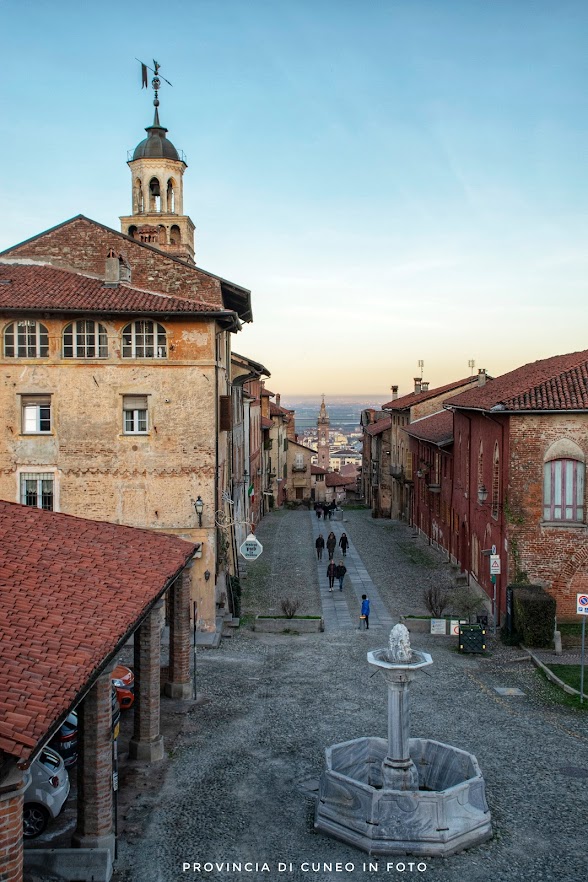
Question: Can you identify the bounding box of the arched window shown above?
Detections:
[128,225,138,239]
[63,320,108,358]
[543,440,585,523]
[121,321,167,358]
[134,179,144,213]
[167,179,175,213]
[491,443,500,519]
[4,320,49,357]
[158,225,167,245]
[477,440,484,495]
[170,224,181,245]
[149,177,161,211]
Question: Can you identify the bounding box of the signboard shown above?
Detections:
[490,554,501,575]
[430,619,447,635]
[577,594,588,616]
[240,533,263,561]
[450,619,464,636]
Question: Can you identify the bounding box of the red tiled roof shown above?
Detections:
[404,410,453,445]
[311,465,326,475]
[261,388,275,397]
[445,350,588,412]
[382,376,478,410]
[261,416,273,429]
[339,463,360,478]
[0,261,229,316]
[269,402,292,418]
[325,473,356,487]
[0,502,196,761]
[366,416,392,436]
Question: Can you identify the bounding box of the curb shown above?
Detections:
[523,645,586,698]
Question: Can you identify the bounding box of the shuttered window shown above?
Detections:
[123,395,148,434]
[22,395,51,433]
[219,396,232,431]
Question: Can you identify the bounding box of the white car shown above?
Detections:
[23,746,70,838]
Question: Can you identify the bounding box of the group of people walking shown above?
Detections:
[314,501,337,520]
[315,531,348,561]
[313,526,369,626]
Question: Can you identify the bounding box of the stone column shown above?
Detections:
[72,665,115,858]
[129,600,164,761]
[381,676,418,790]
[0,760,29,882]
[164,566,194,699]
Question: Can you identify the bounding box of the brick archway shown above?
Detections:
[551,538,588,618]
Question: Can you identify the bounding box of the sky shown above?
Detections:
[2,0,587,398]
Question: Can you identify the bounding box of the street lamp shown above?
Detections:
[194,496,204,527]
[478,484,489,505]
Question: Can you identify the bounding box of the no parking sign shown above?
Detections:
[577,594,588,615]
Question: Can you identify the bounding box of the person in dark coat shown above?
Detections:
[315,504,322,519]
[335,561,347,591]
[327,560,337,591]
[315,534,325,560]
[339,533,349,556]
[326,532,336,560]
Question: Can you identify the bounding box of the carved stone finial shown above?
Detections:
[388,623,412,663]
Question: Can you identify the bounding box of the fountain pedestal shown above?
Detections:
[314,626,492,856]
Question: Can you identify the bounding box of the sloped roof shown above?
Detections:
[311,465,326,475]
[0,261,234,317]
[366,415,392,436]
[326,472,356,487]
[0,215,253,322]
[261,416,273,429]
[0,501,196,761]
[445,350,588,413]
[404,410,454,446]
[382,376,477,410]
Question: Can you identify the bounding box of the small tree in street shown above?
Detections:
[281,597,301,618]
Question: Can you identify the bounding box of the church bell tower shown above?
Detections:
[120,63,195,264]
[317,396,330,472]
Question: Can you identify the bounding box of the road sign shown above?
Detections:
[490,555,501,575]
[577,594,588,615]
[240,533,263,561]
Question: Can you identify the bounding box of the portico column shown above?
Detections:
[0,759,29,882]
[72,664,115,858]
[164,565,194,699]
[129,600,164,761]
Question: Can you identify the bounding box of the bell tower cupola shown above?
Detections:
[317,395,330,472]
[120,62,195,264]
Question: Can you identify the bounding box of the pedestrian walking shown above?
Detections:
[327,560,337,591]
[326,506,332,520]
[359,594,370,629]
[326,532,336,560]
[339,533,349,556]
[315,504,322,520]
[315,534,325,560]
[335,561,347,591]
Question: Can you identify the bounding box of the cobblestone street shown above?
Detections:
[112,509,588,882]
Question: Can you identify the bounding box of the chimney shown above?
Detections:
[477,369,487,387]
[105,250,131,286]
[414,378,422,394]
[391,385,399,400]
[421,381,429,392]
[276,393,281,407]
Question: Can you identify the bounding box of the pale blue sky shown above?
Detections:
[2,0,587,396]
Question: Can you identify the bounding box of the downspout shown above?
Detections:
[483,411,507,627]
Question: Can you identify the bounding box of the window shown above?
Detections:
[123,395,148,434]
[63,320,108,358]
[491,444,500,520]
[4,320,49,357]
[543,459,584,522]
[22,395,51,433]
[21,473,54,510]
[122,321,167,358]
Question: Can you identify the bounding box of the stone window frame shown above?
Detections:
[18,468,57,511]
[63,319,109,358]
[4,319,49,358]
[121,320,167,359]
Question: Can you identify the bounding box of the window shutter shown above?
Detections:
[219,396,232,431]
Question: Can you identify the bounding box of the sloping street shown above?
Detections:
[112,509,588,882]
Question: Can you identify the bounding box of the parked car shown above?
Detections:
[112,664,134,709]
[23,746,70,838]
[47,711,78,768]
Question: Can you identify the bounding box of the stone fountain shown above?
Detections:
[314,624,492,856]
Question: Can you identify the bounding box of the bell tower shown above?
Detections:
[317,395,330,471]
[120,63,195,264]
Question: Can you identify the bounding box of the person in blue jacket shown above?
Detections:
[360,594,370,629]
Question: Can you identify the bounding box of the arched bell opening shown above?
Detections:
[170,224,181,245]
[149,177,161,212]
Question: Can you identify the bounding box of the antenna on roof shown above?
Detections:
[468,358,476,375]
[417,359,424,378]
[135,59,173,118]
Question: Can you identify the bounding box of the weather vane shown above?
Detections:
[135,58,173,112]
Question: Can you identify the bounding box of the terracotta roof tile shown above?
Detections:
[311,465,326,475]
[0,501,196,761]
[445,350,588,412]
[0,261,230,315]
[404,410,454,445]
[325,473,356,487]
[366,416,392,436]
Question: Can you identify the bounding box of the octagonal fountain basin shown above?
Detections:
[315,736,492,857]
